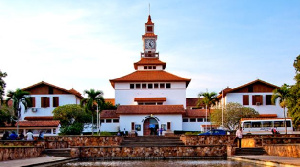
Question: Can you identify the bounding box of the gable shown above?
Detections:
[24,84,71,95]
[230,79,278,93]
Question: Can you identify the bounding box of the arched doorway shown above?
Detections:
[143,118,159,136]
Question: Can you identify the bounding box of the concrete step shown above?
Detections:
[235,147,267,156]
[121,136,184,147]
[43,148,71,157]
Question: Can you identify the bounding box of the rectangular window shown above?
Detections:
[157,102,163,105]
[136,84,141,89]
[41,97,50,108]
[274,121,284,127]
[197,118,203,122]
[49,87,53,94]
[154,83,159,89]
[106,119,112,123]
[145,102,156,105]
[148,83,153,89]
[28,97,36,107]
[251,122,262,128]
[130,84,134,89]
[113,119,119,123]
[153,66,156,69]
[243,95,249,105]
[147,26,153,32]
[142,84,147,89]
[144,66,147,69]
[138,102,144,105]
[262,121,272,127]
[100,119,105,123]
[148,66,152,69]
[183,118,188,122]
[166,83,171,88]
[252,95,263,105]
[243,121,251,128]
[286,120,291,127]
[53,97,59,107]
[248,85,253,92]
[266,95,272,105]
[190,118,196,122]
[160,83,165,88]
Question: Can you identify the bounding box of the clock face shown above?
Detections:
[145,39,155,49]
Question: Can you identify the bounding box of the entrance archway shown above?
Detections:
[143,118,159,136]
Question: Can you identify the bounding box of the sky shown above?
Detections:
[0,0,300,98]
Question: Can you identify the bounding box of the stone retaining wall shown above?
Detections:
[70,145,227,159]
[0,147,44,161]
[263,137,300,145]
[180,135,236,146]
[0,140,44,147]
[45,136,122,146]
[264,144,300,158]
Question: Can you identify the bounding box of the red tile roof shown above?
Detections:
[146,15,154,25]
[110,71,191,88]
[100,110,118,118]
[184,109,210,118]
[186,98,205,107]
[17,120,60,127]
[24,116,54,120]
[258,114,278,118]
[22,81,83,98]
[116,105,185,115]
[134,58,166,70]
[134,98,166,102]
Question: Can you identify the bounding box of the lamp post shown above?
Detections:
[205,104,207,132]
[96,103,99,135]
[221,89,224,129]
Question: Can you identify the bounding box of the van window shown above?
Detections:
[252,122,262,128]
[243,121,251,128]
[262,121,272,127]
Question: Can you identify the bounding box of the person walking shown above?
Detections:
[236,127,243,149]
[38,131,44,140]
[26,130,34,141]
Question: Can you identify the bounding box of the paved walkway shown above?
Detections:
[0,157,73,167]
[229,155,300,167]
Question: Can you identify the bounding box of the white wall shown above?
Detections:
[119,114,182,136]
[21,94,79,120]
[226,93,284,118]
[182,121,210,131]
[115,82,187,107]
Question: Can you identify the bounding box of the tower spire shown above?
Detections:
[149,3,150,15]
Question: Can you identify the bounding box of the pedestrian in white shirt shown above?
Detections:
[236,127,243,149]
[26,130,34,141]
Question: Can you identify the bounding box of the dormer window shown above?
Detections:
[143,65,156,70]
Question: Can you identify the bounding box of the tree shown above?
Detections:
[6,89,30,134]
[272,84,290,134]
[52,104,91,135]
[0,70,7,103]
[197,91,217,131]
[80,89,104,135]
[287,55,300,130]
[211,102,259,131]
[0,105,14,127]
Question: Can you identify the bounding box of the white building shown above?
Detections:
[100,15,211,136]
[216,79,284,118]
[0,81,83,137]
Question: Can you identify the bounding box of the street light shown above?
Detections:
[221,89,224,129]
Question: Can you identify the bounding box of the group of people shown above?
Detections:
[1,130,44,141]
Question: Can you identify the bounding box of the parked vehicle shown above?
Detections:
[241,118,293,134]
[198,129,227,135]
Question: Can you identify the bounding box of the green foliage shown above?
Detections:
[100,131,113,136]
[53,104,91,135]
[6,89,30,118]
[287,55,300,130]
[0,105,14,126]
[53,104,91,126]
[211,102,259,131]
[0,70,7,102]
[184,131,201,135]
[60,122,84,135]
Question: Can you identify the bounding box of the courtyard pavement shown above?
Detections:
[0,157,73,167]
[229,155,300,167]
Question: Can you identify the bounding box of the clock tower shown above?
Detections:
[142,15,158,58]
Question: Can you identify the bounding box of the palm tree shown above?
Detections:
[81,89,104,135]
[197,91,217,131]
[6,88,30,134]
[272,84,290,134]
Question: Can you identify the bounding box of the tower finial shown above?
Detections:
[149,3,150,15]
